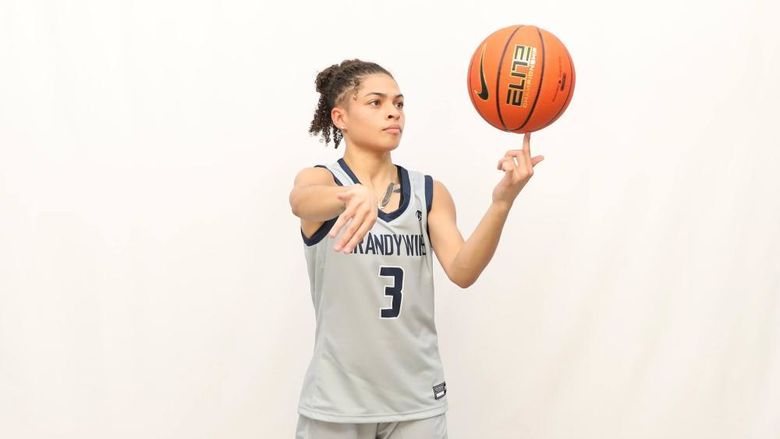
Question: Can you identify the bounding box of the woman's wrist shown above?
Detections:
[491,199,513,212]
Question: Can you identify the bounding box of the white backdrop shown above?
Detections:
[1,0,778,438]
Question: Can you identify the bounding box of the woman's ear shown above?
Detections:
[331,106,347,131]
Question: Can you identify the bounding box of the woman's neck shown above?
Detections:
[342,147,397,189]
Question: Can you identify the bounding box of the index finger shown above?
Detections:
[329,208,352,239]
[523,132,531,153]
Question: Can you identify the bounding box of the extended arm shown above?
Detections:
[428,181,511,288]
[428,132,543,288]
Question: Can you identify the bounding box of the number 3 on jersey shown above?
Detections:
[379,266,404,318]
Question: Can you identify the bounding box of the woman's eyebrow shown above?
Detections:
[364,92,404,98]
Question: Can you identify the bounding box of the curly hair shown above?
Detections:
[309,59,393,149]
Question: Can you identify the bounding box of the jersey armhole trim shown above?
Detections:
[314,164,344,186]
[424,175,433,244]
[301,217,337,246]
[424,175,433,213]
[300,165,342,246]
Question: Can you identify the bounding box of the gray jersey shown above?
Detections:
[297,158,447,423]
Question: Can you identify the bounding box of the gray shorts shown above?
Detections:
[295,413,448,439]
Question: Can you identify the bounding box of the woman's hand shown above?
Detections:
[492,132,544,208]
[328,184,378,254]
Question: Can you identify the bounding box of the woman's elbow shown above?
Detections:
[289,192,301,217]
[451,273,476,289]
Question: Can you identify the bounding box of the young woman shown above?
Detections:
[289,59,543,439]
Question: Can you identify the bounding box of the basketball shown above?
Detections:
[467,24,575,133]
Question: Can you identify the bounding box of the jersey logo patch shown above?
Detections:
[416,210,422,221]
[433,381,447,400]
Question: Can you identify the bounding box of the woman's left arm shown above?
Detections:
[428,133,543,288]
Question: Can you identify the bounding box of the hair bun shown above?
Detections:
[315,64,340,94]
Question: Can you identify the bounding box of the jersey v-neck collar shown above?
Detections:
[337,157,410,222]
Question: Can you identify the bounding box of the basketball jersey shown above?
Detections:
[297,157,448,423]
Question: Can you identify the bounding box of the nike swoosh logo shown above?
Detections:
[475,45,489,100]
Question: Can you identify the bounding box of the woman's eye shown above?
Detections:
[368,100,403,108]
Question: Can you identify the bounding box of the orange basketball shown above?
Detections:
[467,24,575,133]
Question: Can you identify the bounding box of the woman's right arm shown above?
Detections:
[290,167,378,253]
[289,167,349,221]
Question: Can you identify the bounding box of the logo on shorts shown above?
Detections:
[433,381,447,400]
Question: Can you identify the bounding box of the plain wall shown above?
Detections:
[1,0,778,437]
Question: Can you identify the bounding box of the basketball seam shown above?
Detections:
[496,25,524,131]
[512,26,546,131]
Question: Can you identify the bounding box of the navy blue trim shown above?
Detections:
[336,157,410,222]
[336,158,359,185]
[300,164,342,246]
[424,175,433,244]
[314,164,343,186]
[301,217,337,246]
[424,175,433,214]
[382,166,410,222]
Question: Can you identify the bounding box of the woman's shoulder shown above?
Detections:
[293,165,338,186]
[396,162,432,178]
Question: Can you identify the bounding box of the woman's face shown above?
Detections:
[334,73,405,152]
